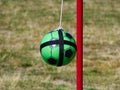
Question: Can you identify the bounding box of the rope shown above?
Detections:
[58,0,64,30]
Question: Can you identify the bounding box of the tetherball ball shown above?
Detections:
[40,29,76,66]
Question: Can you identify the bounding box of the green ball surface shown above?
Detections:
[40,29,76,66]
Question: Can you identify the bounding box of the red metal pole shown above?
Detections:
[77,0,83,90]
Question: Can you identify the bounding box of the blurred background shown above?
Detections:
[83,0,120,89]
[0,0,76,90]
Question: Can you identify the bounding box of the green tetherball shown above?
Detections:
[40,29,76,66]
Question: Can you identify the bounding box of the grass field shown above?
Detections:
[83,0,120,90]
[0,0,76,90]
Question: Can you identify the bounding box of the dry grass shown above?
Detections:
[0,0,76,90]
[83,0,120,90]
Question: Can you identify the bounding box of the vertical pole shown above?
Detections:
[77,0,83,90]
